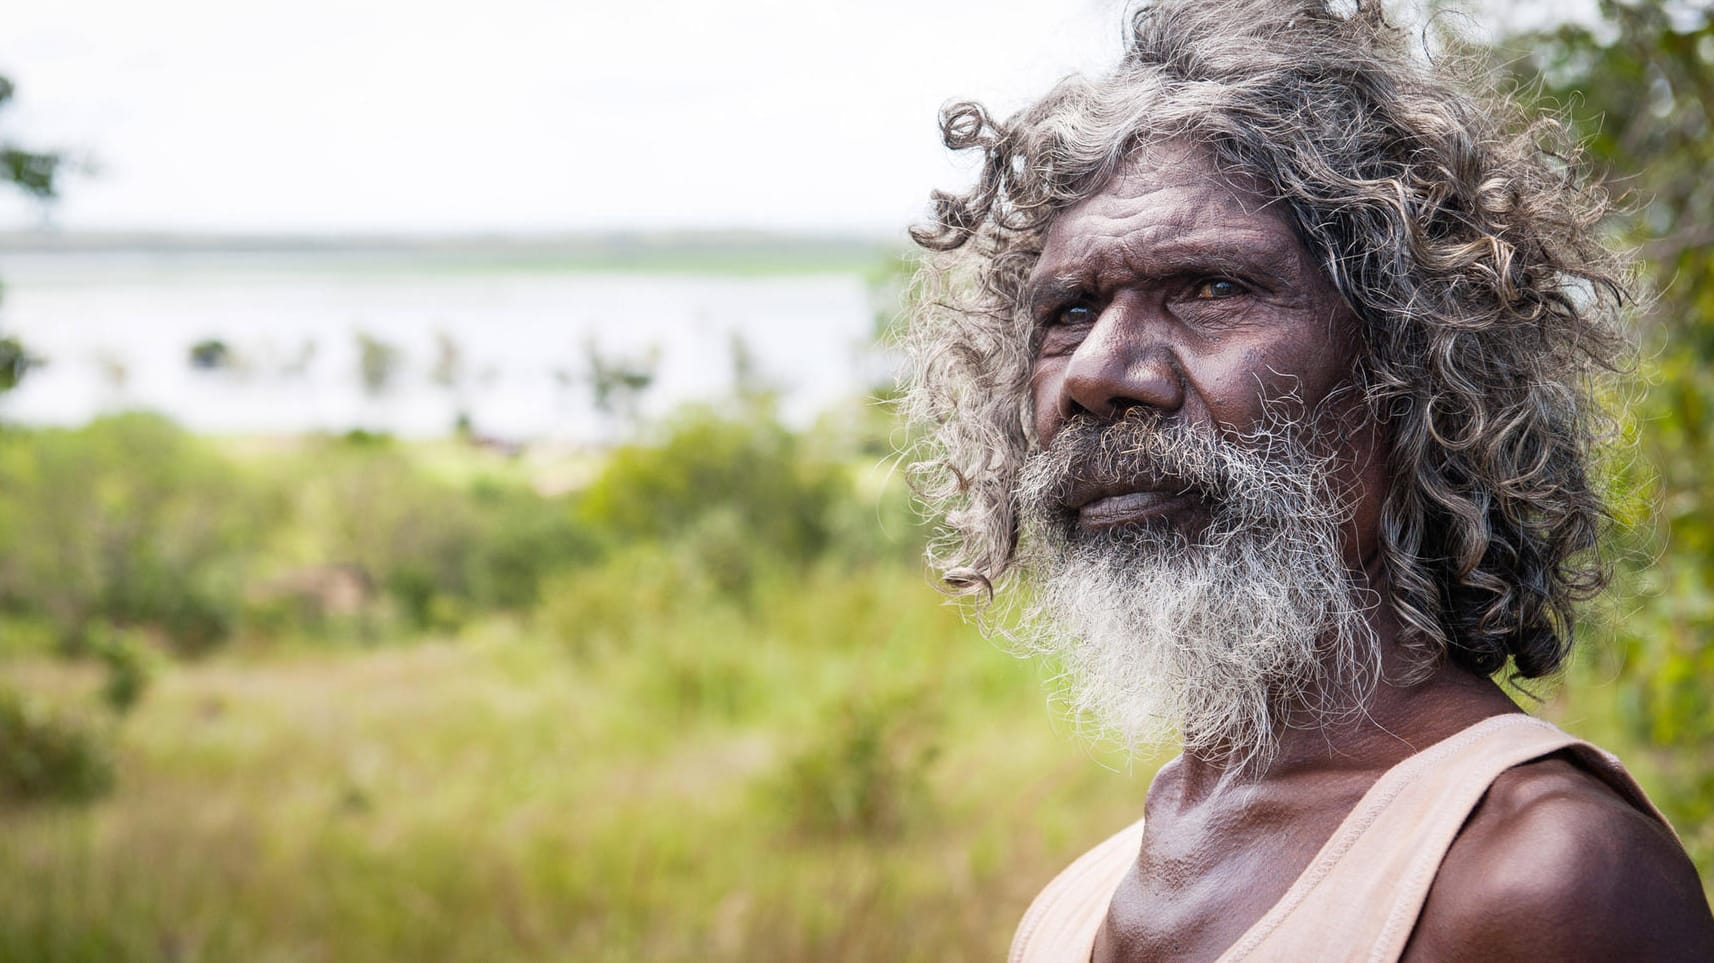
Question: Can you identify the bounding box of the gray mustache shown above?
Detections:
[1016,408,1340,535]
[1018,412,1239,515]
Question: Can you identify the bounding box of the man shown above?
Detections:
[902,1,1714,960]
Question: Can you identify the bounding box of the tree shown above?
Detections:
[581,337,659,437]
[188,339,236,372]
[0,74,61,398]
[0,337,35,393]
[0,77,59,202]
[354,330,402,397]
[1504,0,1714,873]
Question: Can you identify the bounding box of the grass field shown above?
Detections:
[0,560,1170,963]
[6,572,1702,962]
[0,411,1708,962]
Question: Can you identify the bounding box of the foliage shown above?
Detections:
[355,331,402,397]
[0,417,601,649]
[0,336,39,392]
[581,337,660,433]
[466,483,600,611]
[766,686,943,839]
[0,687,113,804]
[0,76,59,202]
[0,401,881,651]
[0,413,265,655]
[296,437,488,630]
[578,406,844,580]
[1504,0,1714,871]
[0,73,61,398]
[187,338,234,371]
[0,550,1122,961]
[536,543,711,658]
[90,626,153,715]
[255,433,600,633]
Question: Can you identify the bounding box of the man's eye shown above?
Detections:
[1054,304,1097,326]
[1194,278,1244,299]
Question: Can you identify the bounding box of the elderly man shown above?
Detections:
[904,1,1714,960]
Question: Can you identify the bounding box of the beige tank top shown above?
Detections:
[1008,714,1675,963]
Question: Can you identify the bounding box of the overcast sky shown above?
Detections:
[1,0,1590,238]
[0,0,1135,237]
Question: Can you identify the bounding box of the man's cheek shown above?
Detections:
[1029,365,1067,443]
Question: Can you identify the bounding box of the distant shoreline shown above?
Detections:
[0,230,906,278]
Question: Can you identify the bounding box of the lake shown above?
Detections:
[0,245,894,442]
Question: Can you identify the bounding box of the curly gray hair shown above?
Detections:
[903,0,1629,680]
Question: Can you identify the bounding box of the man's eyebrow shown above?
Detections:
[1042,231,1295,294]
[1026,238,1296,308]
[1131,232,1299,278]
[1023,274,1094,313]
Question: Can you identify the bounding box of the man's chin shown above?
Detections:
[1015,517,1378,770]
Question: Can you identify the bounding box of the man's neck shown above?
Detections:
[1170,606,1522,804]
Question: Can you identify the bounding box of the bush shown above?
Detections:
[765,687,942,839]
[0,414,265,655]
[577,407,841,569]
[465,484,600,611]
[284,438,485,632]
[535,544,710,657]
[0,687,114,804]
[276,438,599,633]
[90,625,154,715]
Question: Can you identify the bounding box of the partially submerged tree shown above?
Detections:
[355,330,403,397]
[582,337,659,437]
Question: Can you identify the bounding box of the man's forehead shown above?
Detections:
[1100,140,1273,202]
[1031,140,1311,289]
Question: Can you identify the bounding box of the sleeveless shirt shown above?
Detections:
[1008,714,1676,963]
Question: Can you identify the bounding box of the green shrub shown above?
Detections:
[0,687,114,804]
[535,545,710,657]
[465,485,599,611]
[0,413,264,655]
[578,407,841,568]
[765,687,942,839]
[90,625,154,715]
[307,441,482,630]
[278,439,598,634]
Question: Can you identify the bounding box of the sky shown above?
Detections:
[0,0,1590,239]
[0,0,1130,238]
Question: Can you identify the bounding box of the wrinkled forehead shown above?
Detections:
[1031,137,1324,291]
[1047,138,1301,248]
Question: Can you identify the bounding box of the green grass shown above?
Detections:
[0,563,1165,963]
[2,566,1709,962]
[1,414,1707,961]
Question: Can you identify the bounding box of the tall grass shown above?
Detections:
[0,563,1162,962]
[0,399,1708,962]
[0,407,1167,961]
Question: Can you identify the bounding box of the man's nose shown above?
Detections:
[1058,301,1185,420]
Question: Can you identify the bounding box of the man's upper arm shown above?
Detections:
[1404,758,1714,962]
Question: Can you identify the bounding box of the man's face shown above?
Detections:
[1023,140,1380,561]
[1010,140,1383,762]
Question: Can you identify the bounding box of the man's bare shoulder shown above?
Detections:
[1404,754,1714,962]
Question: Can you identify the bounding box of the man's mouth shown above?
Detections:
[1068,479,1205,531]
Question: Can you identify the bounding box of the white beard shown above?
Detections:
[1013,409,1378,771]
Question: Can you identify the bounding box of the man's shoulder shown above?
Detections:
[1405,753,1714,961]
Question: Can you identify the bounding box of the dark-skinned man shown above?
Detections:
[902,2,1714,960]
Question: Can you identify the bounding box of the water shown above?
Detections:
[0,249,889,441]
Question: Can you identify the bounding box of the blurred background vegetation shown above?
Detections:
[0,2,1711,960]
